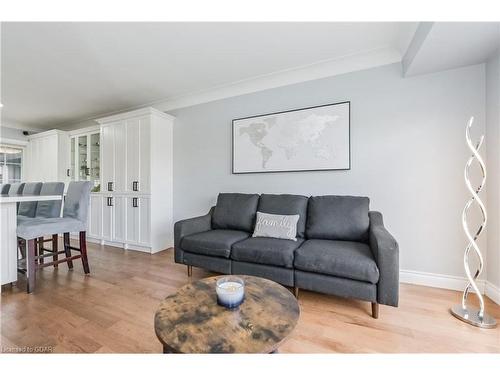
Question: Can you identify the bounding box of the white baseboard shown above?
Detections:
[400,269,500,305]
[485,281,500,305]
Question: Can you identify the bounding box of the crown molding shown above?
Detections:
[96,106,175,125]
[28,46,402,131]
[155,46,402,111]
[26,129,68,139]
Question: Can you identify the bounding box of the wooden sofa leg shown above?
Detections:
[187,265,192,278]
[293,287,299,299]
[371,302,379,319]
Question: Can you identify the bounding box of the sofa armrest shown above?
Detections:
[369,211,399,307]
[174,207,214,264]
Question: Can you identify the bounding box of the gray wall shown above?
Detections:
[486,51,500,288]
[171,62,486,279]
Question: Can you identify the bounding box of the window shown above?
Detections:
[0,145,23,184]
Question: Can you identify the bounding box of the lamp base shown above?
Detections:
[451,305,497,329]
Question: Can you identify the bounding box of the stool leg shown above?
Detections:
[38,237,44,265]
[79,231,90,274]
[63,233,73,269]
[19,239,26,259]
[52,234,58,268]
[27,239,36,293]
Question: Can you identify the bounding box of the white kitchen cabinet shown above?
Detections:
[69,127,100,192]
[125,196,151,246]
[100,124,114,194]
[102,196,113,241]
[112,195,126,243]
[88,194,103,239]
[95,107,174,253]
[24,130,69,184]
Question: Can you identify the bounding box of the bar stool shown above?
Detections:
[17,182,42,217]
[17,181,93,293]
[1,184,10,194]
[30,182,65,267]
[8,182,25,213]
[17,182,42,259]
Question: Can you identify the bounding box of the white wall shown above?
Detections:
[486,50,500,289]
[171,62,486,280]
[0,126,29,141]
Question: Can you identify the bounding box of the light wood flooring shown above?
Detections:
[1,240,499,353]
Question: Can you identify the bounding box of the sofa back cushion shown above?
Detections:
[257,194,309,238]
[212,193,260,232]
[306,195,370,242]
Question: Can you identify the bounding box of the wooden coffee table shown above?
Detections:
[154,275,300,353]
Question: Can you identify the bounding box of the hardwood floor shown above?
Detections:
[1,240,499,353]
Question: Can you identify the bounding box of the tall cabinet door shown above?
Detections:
[102,196,113,241]
[125,197,139,244]
[88,195,103,239]
[101,125,115,193]
[125,196,151,246]
[113,123,127,193]
[126,119,141,193]
[138,197,151,246]
[139,117,151,193]
[112,196,126,243]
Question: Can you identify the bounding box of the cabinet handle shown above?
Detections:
[107,182,113,191]
[67,169,70,177]
[132,197,138,208]
[132,181,139,191]
[107,197,113,206]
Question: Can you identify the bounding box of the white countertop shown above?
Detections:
[0,194,63,204]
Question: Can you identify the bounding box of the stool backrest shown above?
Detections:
[8,182,25,195]
[1,184,11,194]
[36,182,65,218]
[63,181,92,223]
[18,182,42,217]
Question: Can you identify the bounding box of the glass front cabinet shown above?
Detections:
[69,130,101,192]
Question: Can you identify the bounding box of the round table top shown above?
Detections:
[154,275,300,353]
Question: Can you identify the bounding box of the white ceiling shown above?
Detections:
[403,22,500,76]
[1,22,417,130]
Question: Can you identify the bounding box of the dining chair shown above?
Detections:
[1,184,11,194]
[8,182,25,195]
[33,182,65,267]
[16,182,42,260]
[17,181,93,293]
[8,182,25,213]
[17,182,42,217]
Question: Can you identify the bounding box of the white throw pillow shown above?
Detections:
[252,211,299,241]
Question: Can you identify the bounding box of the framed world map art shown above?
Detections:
[232,101,350,174]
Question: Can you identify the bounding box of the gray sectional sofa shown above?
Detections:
[174,193,399,318]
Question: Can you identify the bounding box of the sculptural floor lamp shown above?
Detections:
[450,117,497,329]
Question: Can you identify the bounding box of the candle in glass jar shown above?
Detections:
[216,277,245,309]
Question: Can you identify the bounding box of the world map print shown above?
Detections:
[232,102,350,173]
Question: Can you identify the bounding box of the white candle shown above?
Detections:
[216,278,245,308]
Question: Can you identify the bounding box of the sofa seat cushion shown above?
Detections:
[231,237,304,268]
[181,229,250,258]
[294,239,379,283]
